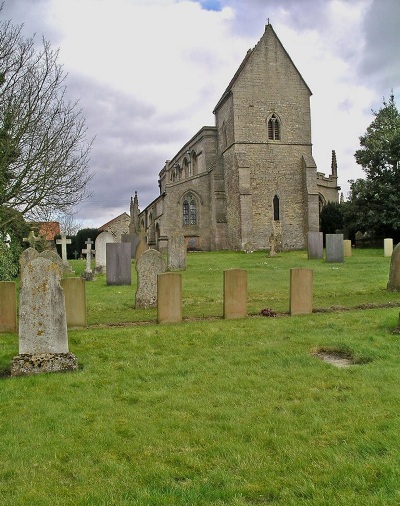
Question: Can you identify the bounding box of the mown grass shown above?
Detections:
[1,248,400,505]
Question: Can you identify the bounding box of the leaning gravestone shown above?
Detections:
[106,242,131,285]
[135,237,149,262]
[11,256,78,376]
[387,243,400,291]
[95,231,114,273]
[135,249,166,308]
[307,231,323,259]
[326,234,344,263]
[167,233,186,271]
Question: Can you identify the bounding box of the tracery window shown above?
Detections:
[268,114,280,141]
[183,193,197,225]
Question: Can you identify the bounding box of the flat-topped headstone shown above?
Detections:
[157,272,182,323]
[307,232,323,259]
[12,256,77,376]
[387,243,400,291]
[223,269,247,319]
[106,242,131,285]
[326,234,344,263]
[135,249,166,309]
[0,281,17,332]
[61,278,87,327]
[384,238,393,257]
[343,239,352,257]
[167,233,186,271]
[95,231,114,273]
[290,268,313,315]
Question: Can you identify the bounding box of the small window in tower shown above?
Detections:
[273,195,280,221]
[268,114,280,141]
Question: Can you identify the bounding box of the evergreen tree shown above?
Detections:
[347,93,400,240]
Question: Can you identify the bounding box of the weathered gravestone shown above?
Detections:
[19,247,39,275]
[167,233,186,271]
[223,269,247,319]
[121,233,140,259]
[384,238,393,257]
[326,234,344,263]
[157,272,182,324]
[307,232,323,259]
[289,268,313,315]
[95,231,114,273]
[135,237,149,262]
[11,256,77,376]
[387,243,400,291]
[135,249,166,308]
[106,242,131,285]
[0,281,17,332]
[40,249,64,276]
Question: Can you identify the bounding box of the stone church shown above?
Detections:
[137,23,339,252]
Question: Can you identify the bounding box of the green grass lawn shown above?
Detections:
[1,249,400,505]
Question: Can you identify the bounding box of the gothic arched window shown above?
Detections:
[268,114,280,141]
[183,193,197,225]
[273,195,280,221]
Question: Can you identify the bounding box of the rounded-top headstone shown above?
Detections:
[387,243,400,291]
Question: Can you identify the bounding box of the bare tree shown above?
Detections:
[0,17,93,229]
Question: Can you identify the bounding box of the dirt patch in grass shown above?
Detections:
[312,347,372,368]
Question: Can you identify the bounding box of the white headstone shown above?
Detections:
[95,231,115,272]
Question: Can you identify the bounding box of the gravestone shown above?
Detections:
[167,233,186,271]
[157,272,182,323]
[122,233,140,259]
[343,239,352,257]
[307,232,323,259]
[23,230,41,249]
[19,247,39,277]
[106,242,131,285]
[326,234,344,263]
[40,249,64,276]
[135,237,149,261]
[56,234,71,264]
[384,238,393,257]
[61,278,87,327]
[135,249,166,308]
[289,268,313,315]
[0,281,17,332]
[11,257,77,376]
[223,269,247,319]
[95,231,114,273]
[387,243,400,291]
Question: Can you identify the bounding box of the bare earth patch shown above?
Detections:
[313,350,355,368]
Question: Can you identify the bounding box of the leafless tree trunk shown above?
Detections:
[0,17,93,230]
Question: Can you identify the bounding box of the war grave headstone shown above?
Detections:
[387,243,400,291]
[106,242,131,285]
[157,272,182,324]
[343,239,352,257]
[81,238,95,280]
[384,238,393,257]
[223,269,247,319]
[95,231,114,273]
[0,281,17,332]
[135,249,166,309]
[325,233,344,263]
[167,233,186,271]
[289,268,313,316]
[61,277,87,327]
[307,232,323,260]
[11,256,77,376]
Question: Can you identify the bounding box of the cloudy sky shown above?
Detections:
[2,0,399,229]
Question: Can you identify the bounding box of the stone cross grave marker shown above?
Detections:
[73,250,79,260]
[23,230,41,250]
[11,256,78,376]
[56,234,72,264]
[82,238,94,273]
